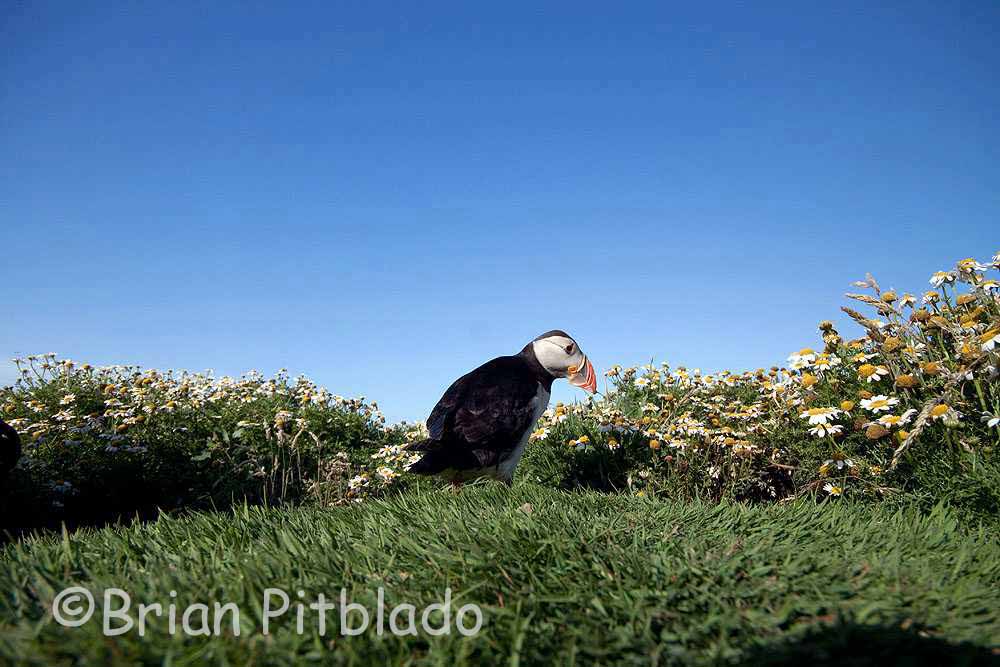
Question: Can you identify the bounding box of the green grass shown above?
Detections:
[2,485,999,666]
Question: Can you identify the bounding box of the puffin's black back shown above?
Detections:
[408,350,551,476]
[0,419,21,477]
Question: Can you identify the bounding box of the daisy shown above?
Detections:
[373,444,404,459]
[788,356,812,371]
[981,412,1000,428]
[822,483,843,497]
[858,364,890,383]
[809,423,844,438]
[929,404,961,422]
[787,348,816,370]
[823,452,855,470]
[877,409,916,428]
[860,395,899,413]
[980,279,1000,293]
[957,258,988,274]
[800,406,842,425]
[347,474,370,490]
[530,427,550,441]
[812,354,841,371]
[930,271,956,287]
[979,328,1000,352]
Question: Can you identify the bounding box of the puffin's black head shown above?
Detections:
[525,331,597,393]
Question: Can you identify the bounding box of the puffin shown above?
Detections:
[406,330,596,483]
[1,419,20,478]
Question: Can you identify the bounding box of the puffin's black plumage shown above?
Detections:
[407,341,554,482]
[1,419,21,478]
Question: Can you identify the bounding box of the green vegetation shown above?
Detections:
[0,362,403,533]
[2,486,999,665]
[519,255,1000,521]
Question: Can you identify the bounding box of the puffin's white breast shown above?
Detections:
[495,383,550,481]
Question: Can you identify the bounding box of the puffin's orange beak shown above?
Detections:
[568,357,597,394]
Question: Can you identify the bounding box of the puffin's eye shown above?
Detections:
[565,343,575,355]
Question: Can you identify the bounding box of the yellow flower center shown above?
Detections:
[930,404,950,417]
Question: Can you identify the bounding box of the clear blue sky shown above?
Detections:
[2,1,997,421]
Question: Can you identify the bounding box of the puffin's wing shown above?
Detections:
[446,357,542,466]
[410,357,543,474]
[425,373,470,441]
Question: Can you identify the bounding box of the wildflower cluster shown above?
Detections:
[1,357,399,523]
[4,252,998,518]
[528,253,1000,500]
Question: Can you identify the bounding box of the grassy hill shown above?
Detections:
[2,485,999,665]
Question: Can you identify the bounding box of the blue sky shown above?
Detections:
[2,1,997,421]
